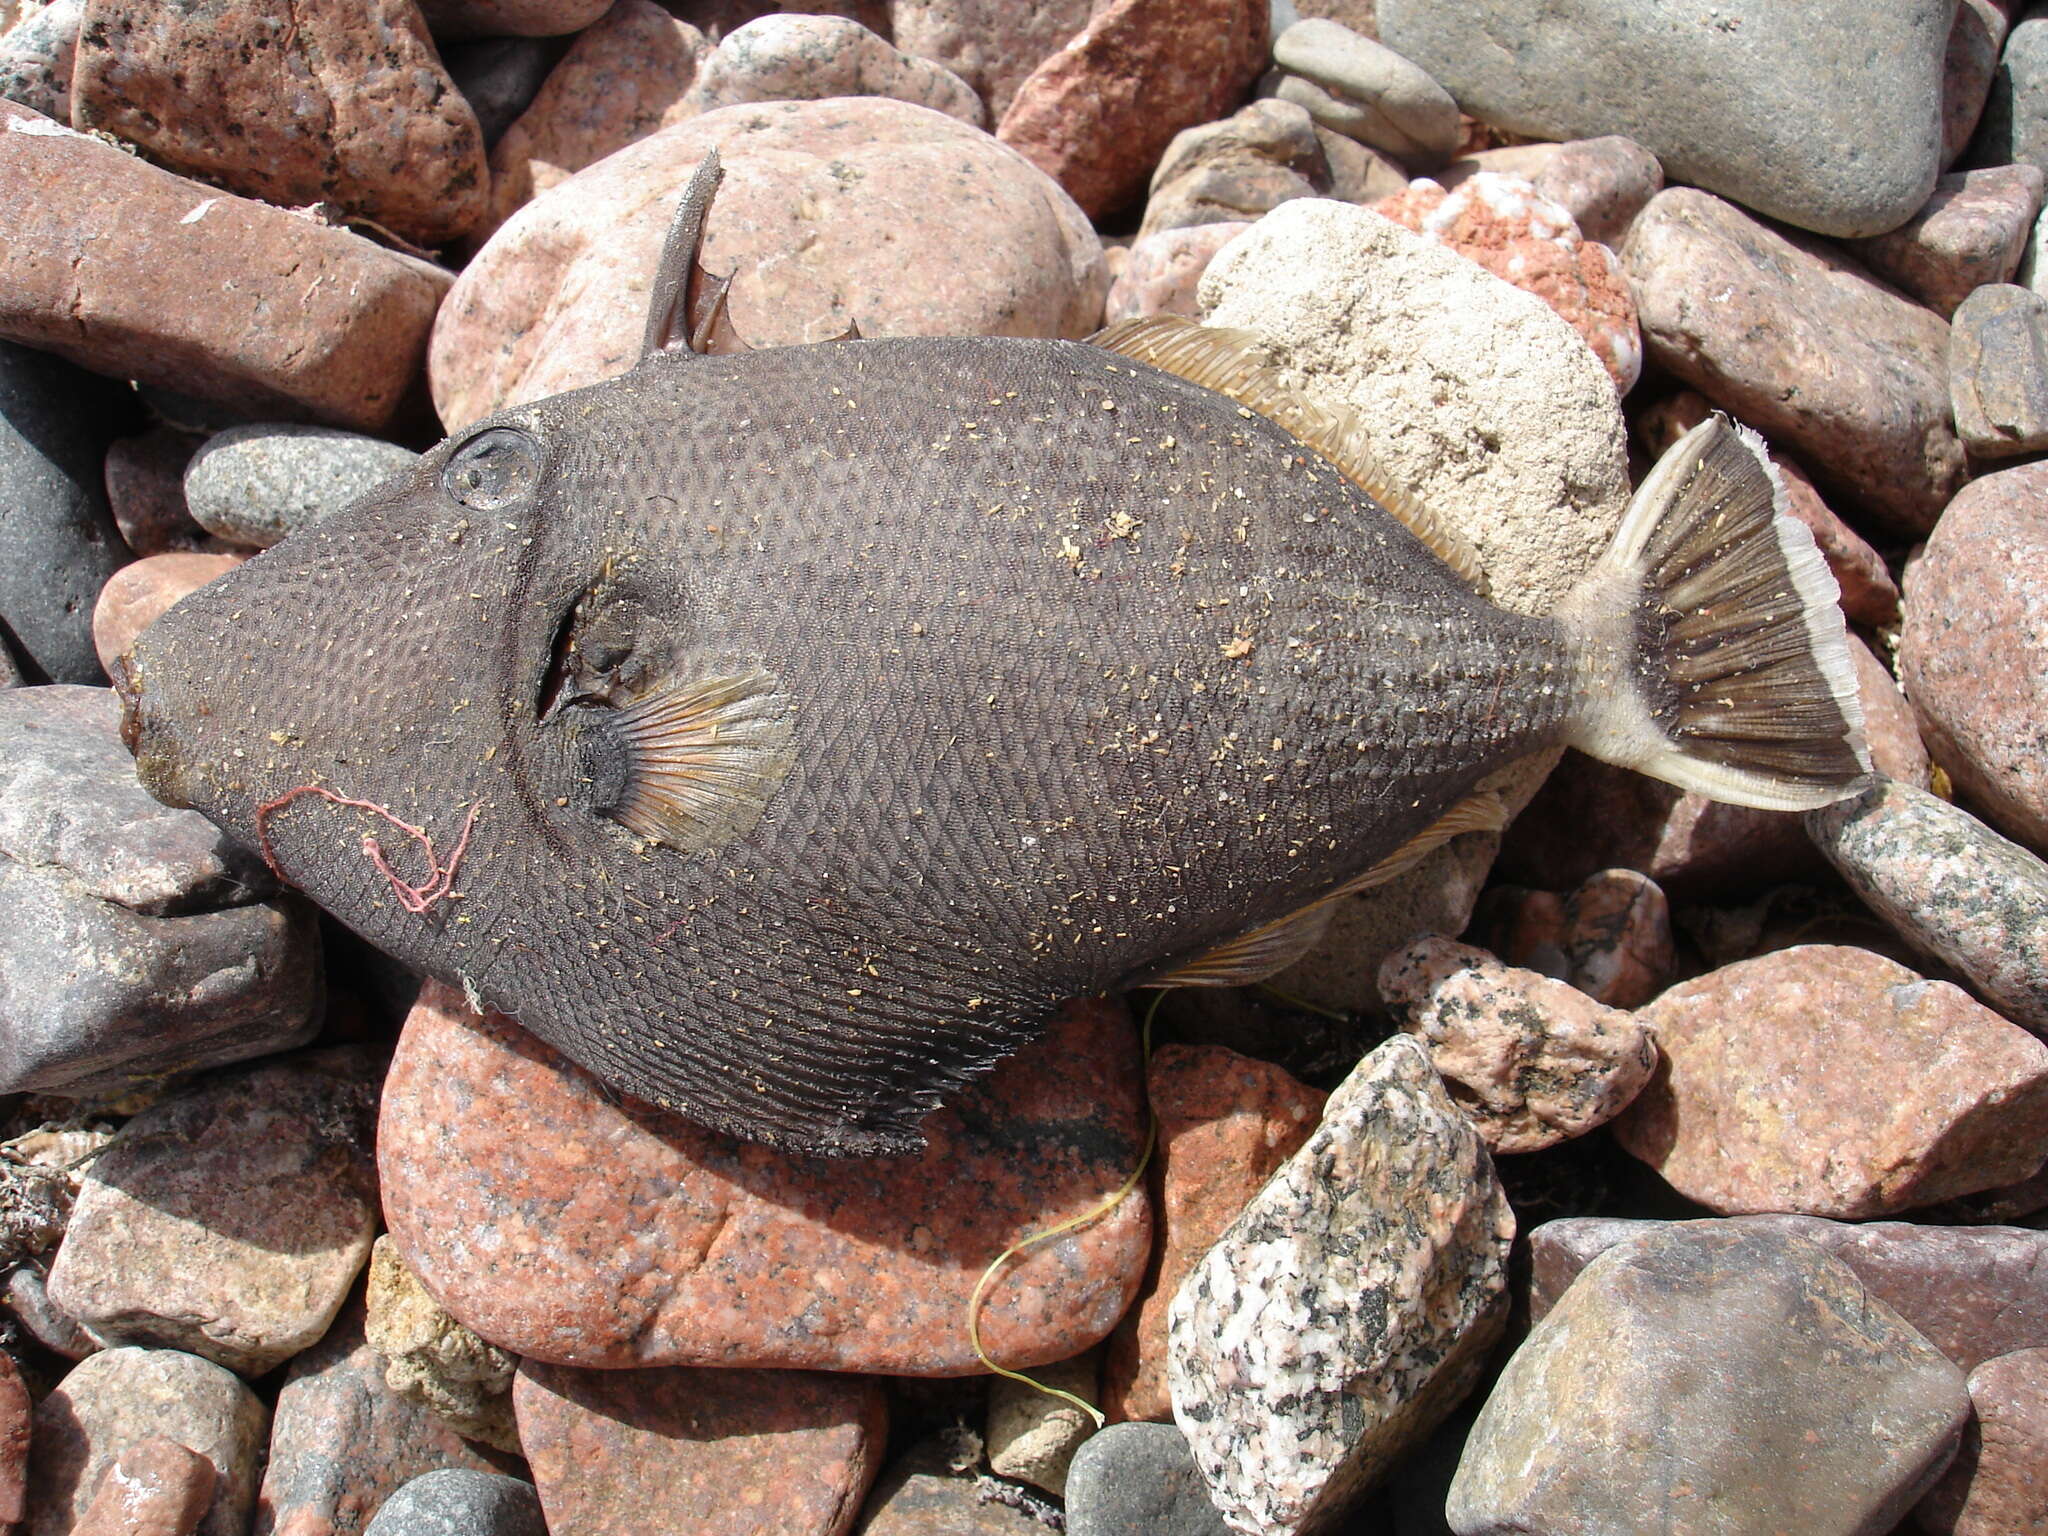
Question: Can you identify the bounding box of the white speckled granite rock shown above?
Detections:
[1167,1034,1513,1536]
[184,425,418,551]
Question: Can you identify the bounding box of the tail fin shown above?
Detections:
[1555,414,1870,812]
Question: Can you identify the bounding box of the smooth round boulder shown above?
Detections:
[432,97,1108,431]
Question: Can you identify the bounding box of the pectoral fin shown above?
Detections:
[593,666,797,852]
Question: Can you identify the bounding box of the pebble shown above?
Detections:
[73,0,489,249]
[1102,1044,1326,1425]
[48,1050,382,1376]
[1104,223,1252,324]
[985,1353,1096,1497]
[1850,164,2044,318]
[8,1263,107,1360]
[995,0,1268,220]
[1898,460,2048,852]
[92,553,246,675]
[1946,0,2010,168]
[380,985,1150,1374]
[1267,18,1460,166]
[1168,1034,1514,1535]
[1476,868,1675,1010]
[1919,1347,2048,1535]
[1972,6,2048,176]
[1380,937,1658,1154]
[0,99,453,433]
[512,1359,887,1536]
[1448,1224,1969,1536]
[1623,187,1966,532]
[363,1470,546,1536]
[0,338,134,684]
[434,97,1107,430]
[1137,99,1332,240]
[1530,1216,2048,1373]
[1381,0,1950,238]
[689,15,984,127]
[0,686,321,1097]
[183,425,419,550]
[854,1439,1047,1536]
[0,0,74,118]
[1614,945,2048,1217]
[1951,281,2048,455]
[413,0,611,41]
[1435,135,1664,246]
[1315,123,1408,203]
[363,1236,519,1455]
[72,1437,216,1536]
[1063,1423,1231,1536]
[1808,778,2048,1038]
[1372,170,1642,393]
[890,0,1093,123]
[441,36,559,149]
[27,1346,269,1536]
[255,1298,508,1536]
[0,1352,25,1526]
[103,427,210,558]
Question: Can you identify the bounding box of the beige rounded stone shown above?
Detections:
[91,552,243,675]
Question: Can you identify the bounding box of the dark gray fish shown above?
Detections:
[115,154,1868,1154]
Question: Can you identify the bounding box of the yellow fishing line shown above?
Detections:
[966,990,1166,1429]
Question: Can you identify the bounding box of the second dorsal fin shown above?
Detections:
[1090,315,1486,588]
[642,150,754,361]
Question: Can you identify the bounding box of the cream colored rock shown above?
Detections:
[363,1236,519,1454]
[433,98,1107,430]
[986,1352,1097,1497]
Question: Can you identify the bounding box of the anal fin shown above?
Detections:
[1134,789,1508,989]
[1089,315,1487,589]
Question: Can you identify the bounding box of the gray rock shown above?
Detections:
[1381,0,1950,239]
[1267,18,1459,166]
[1807,778,2048,1037]
[1139,98,1333,239]
[442,36,560,149]
[0,338,134,683]
[366,1470,546,1536]
[104,425,211,557]
[1624,188,1965,532]
[1168,1034,1514,1535]
[1450,1225,1968,1536]
[27,1346,269,1536]
[184,424,419,550]
[1947,0,2012,169]
[48,1050,381,1377]
[1973,5,2048,176]
[1847,165,2044,319]
[1314,125,1408,204]
[855,1438,1051,1535]
[0,0,74,118]
[1528,1216,2048,1374]
[4,1263,103,1361]
[0,645,18,689]
[1065,1424,1231,1536]
[0,687,321,1098]
[1951,282,2048,455]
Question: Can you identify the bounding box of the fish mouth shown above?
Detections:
[108,647,198,811]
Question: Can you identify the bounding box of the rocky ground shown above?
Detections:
[0,0,2044,1532]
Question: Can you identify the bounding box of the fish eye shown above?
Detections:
[442,427,541,511]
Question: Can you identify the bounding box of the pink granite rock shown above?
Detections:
[0,0,76,119]
[0,101,451,431]
[1624,187,1965,532]
[72,1437,215,1536]
[0,1352,25,1526]
[1375,171,1641,393]
[434,97,1106,430]
[103,428,210,558]
[1104,223,1251,323]
[888,0,1092,123]
[1850,165,2044,318]
[1899,461,2048,854]
[91,553,244,674]
[995,0,1267,222]
[413,0,610,39]
[1478,867,1676,1010]
[380,984,1150,1374]
[1436,135,1664,247]
[72,0,489,249]
[691,15,983,126]
[1101,1043,1326,1424]
[514,1361,885,1536]
[1381,937,1657,1153]
[1616,946,2048,1218]
[1918,1347,2048,1534]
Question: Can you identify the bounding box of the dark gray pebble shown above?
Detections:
[184,424,418,550]
[365,1469,547,1536]
[1065,1423,1232,1536]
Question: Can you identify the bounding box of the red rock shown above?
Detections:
[252,1299,506,1536]
[995,0,1267,222]
[513,1361,886,1536]
[91,553,244,674]
[1899,461,2048,855]
[1852,632,1933,791]
[1615,945,2048,1218]
[72,0,489,249]
[0,1352,26,1525]
[380,985,1150,1374]
[434,97,1106,430]
[1101,1044,1325,1423]
[1918,1347,2048,1534]
[0,100,451,432]
[414,0,610,39]
[889,0,1092,123]
[1374,171,1641,393]
[1436,135,1664,246]
[1850,164,2043,318]
[1552,867,1675,1009]
[1104,222,1251,323]
[103,428,209,558]
[72,1437,215,1536]
[1136,99,1331,239]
